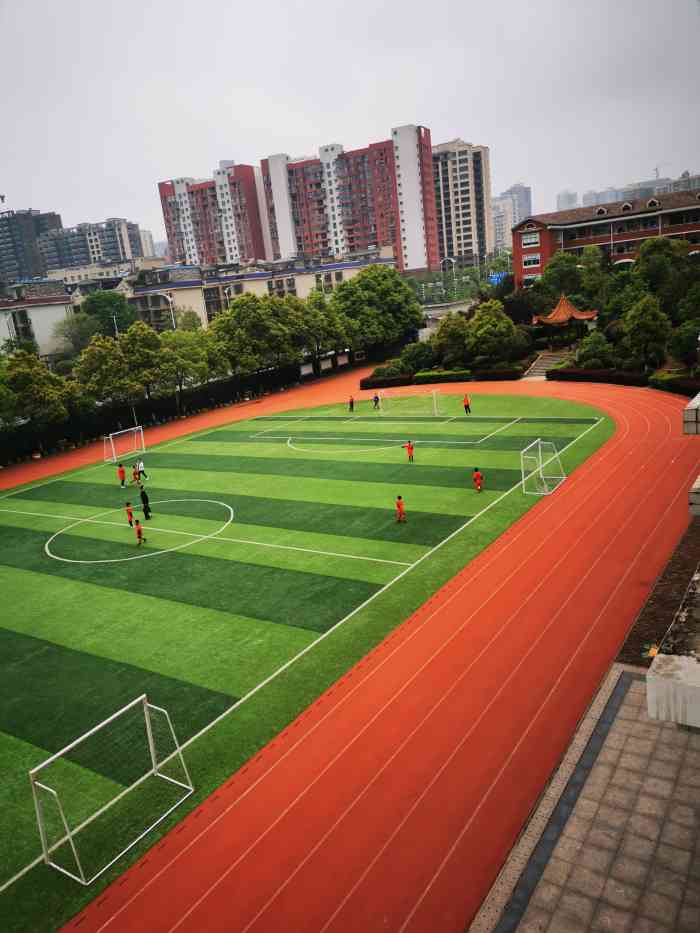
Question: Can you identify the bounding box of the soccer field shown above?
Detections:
[0,391,613,931]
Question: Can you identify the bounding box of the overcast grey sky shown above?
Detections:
[1,0,698,239]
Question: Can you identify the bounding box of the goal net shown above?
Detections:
[378,390,446,417]
[103,426,145,463]
[29,695,193,885]
[521,438,566,495]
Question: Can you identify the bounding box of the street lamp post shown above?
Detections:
[153,292,176,330]
[441,257,456,299]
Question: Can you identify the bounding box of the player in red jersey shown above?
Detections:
[134,519,146,546]
[402,440,415,463]
[463,393,471,415]
[131,463,140,484]
[117,463,126,487]
[395,495,406,523]
[473,467,484,492]
[125,502,134,527]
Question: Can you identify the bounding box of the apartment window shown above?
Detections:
[521,231,540,248]
[522,253,541,268]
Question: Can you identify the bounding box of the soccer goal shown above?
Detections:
[29,694,193,885]
[378,390,446,417]
[103,426,145,463]
[521,438,567,495]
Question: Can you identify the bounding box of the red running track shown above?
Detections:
[57,381,697,933]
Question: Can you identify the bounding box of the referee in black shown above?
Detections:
[139,484,152,520]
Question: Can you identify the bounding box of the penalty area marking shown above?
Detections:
[44,499,234,565]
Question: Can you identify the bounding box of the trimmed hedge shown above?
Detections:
[546,368,648,387]
[413,369,471,384]
[648,375,700,397]
[472,368,523,381]
[359,374,413,389]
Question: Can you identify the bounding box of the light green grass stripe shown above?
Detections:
[0,511,401,585]
[0,730,123,884]
[0,566,316,697]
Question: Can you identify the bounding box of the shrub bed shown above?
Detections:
[359,374,413,389]
[648,375,700,397]
[545,368,648,386]
[413,369,471,384]
[472,368,524,381]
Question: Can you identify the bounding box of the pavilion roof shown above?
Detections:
[533,295,598,326]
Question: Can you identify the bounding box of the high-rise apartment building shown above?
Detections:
[159,162,266,266]
[0,209,62,281]
[491,196,515,253]
[582,171,699,207]
[432,140,493,265]
[498,184,532,225]
[38,218,149,272]
[556,190,579,211]
[259,125,439,272]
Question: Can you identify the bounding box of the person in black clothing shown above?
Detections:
[139,484,152,520]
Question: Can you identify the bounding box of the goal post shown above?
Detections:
[378,390,446,417]
[103,426,145,463]
[521,438,567,495]
[29,694,193,885]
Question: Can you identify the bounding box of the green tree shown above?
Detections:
[399,340,436,374]
[433,312,470,368]
[80,291,136,336]
[52,311,102,357]
[118,321,162,399]
[209,293,297,373]
[540,250,582,296]
[668,320,700,367]
[465,299,524,363]
[330,265,423,348]
[633,238,695,320]
[158,330,210,412]
[678,283,700,323]
[0,357,18,423]
[579,246,609,307]
[175,309,202,330]
[74,335,142,405]
[4,351,77,424]
[623,295,671,367]
[576,330,617,369]
[286,290,350,372]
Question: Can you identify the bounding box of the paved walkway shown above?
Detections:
[472,664,700,933]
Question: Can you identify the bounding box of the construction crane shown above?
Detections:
[654,163,670,180]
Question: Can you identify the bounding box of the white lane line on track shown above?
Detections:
[42,412,616,927]
[0,506,412,568]
[0,405,611,899]
[98,419,614,933]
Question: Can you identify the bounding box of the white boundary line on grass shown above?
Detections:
[0,506,412,568]
[476,417,521,444]
[286,437,403,454]
[0,415,606,894]
[250,417,308,439]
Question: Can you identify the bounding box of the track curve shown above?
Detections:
[62,381,699,933]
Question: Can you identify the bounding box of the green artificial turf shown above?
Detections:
[0,391,613,932]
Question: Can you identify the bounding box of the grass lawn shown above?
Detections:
[0,391,613,931]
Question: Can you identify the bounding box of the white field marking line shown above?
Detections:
[0,506,411,567]
[250,416,307,439]
[44,500,234,565]
[257,433,517,447]
[0,414,609,898]
[398,457,700,931]
[166,415,629,931]
[85,417,609,933]
[286,437,402,454]
[223,415,642,931]
[474,417,521,444]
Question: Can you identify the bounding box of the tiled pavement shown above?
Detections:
[470,665,700,933]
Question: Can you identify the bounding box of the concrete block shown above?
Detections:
[647,654,700,728]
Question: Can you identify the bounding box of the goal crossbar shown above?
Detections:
[378,390,446,417]
[103,426,145,463]
[29,694,193,885]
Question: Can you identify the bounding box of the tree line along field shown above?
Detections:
[0,391,613,933]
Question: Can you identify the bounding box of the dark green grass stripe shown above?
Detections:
[144,452,522,491]
[197,430,577,452]
[0,627,234,786]
[0,527,381,633]
[252,415,598,424]
[14,481,463,546]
